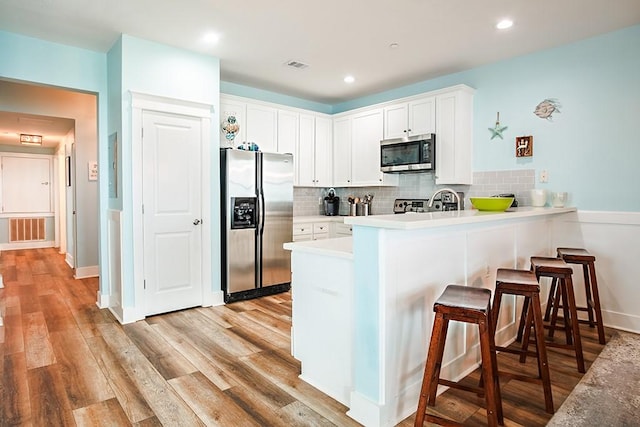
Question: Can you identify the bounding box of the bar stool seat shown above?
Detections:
[545,248,606,345]
[491,268,554,414]
[415,285,503,427]
[524,256,586,373]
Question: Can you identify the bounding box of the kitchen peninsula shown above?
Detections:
[284,207,577,427]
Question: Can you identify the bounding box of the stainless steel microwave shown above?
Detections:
[380,133,435,173]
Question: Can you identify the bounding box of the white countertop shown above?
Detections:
[343,207,576,230]
[284,236,353,259]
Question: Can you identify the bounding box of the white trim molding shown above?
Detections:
[130,91,214,320]
[552,210,640,333]
[75,265,99,279]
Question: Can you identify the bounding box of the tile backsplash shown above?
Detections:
[294,169,536,216]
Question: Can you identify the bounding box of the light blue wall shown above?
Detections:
[107,37,123,210]
[115,34,221,307]
[221,80,333,114]
[225,25,640,212]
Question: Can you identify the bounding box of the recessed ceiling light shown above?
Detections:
[203,32,220,44]
[344,75,355,84]
[496,19,513,30]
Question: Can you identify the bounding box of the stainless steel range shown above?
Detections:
[393,192,464,214]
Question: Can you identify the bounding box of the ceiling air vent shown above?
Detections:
[284,60,309,70]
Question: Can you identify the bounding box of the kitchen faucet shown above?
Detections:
[428,188,461,211]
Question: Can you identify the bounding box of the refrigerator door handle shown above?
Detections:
[259,189,266,235]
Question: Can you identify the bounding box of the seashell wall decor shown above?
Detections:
[534,98,561,120]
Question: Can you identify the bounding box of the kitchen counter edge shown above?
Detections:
[343,207,577,230]
[283,236,353,259]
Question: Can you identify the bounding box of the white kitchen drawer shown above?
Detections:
[313,222,330,234]
[293,224,313,236]
[293,234,313,242]
[333,223,353,236]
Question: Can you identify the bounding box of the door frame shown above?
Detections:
[131,92,214,320]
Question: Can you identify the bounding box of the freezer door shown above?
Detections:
[259,152,293,287]
[227,228,257,293]
[223,149,258,294]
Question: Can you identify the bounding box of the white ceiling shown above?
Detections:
[1,0,639,106]
[0,110,74,149]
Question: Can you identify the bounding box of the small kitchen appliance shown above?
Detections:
[380,133,435,173]
[324,188,340,216]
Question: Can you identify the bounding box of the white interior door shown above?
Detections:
[1,154,52,213]
[143,110,203,315]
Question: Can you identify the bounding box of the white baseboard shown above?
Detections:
[209,290,225,306]
[75,265,99,279]
[347,392,385,427]
[0,240,54,251]
[65,252,74,269]
[96,290,111,309]
[603,309,640,334]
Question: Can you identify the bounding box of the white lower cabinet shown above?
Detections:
[331,222,352,237]
[293,221,330,241]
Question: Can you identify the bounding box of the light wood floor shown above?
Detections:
[1,248,610,426]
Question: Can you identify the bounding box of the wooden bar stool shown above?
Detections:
[415,285,503,427]
[544,248,606,345]
[491,268,554,414]
[523,257,586,373]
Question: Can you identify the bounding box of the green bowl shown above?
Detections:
[470,197,514,212]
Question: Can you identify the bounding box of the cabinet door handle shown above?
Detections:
[193,219,201,225]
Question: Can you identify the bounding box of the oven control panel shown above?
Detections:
[393,194,464,214]
[393,199,430,214]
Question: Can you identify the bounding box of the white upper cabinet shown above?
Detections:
[277,110,298,156]
[351,109,385,185]
[277,109,299,184]
[246,104,278,153]
[219,98,246,147]
[221,83,473,189]
[333,110,398,187]
[297,114,315,187]
[435,87,473,185]
[383,97,435,139]
[313,116,332,187]
[332,116,352,187]
[288,113,332,188]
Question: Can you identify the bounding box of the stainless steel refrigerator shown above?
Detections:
[220,148,293,303]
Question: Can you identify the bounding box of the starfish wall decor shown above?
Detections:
[489,112,508,140]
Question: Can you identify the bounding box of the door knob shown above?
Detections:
[193,219,201,225]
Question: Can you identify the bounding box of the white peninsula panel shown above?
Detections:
[286,208,576,427]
